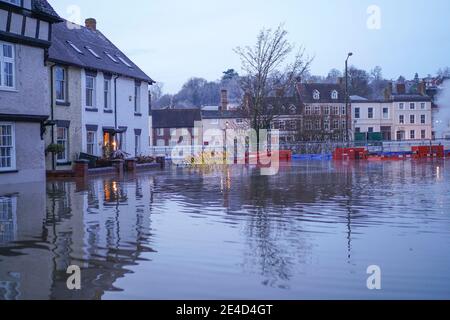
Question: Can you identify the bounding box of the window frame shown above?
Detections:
[0,122,16,171]
[103,79,111,110]
[85,75,96,107]
[134,83,141,113]
[56,126,69,163]
[0,42,16,90]
[135,133,141,157]
[368,107,374,119]
[86,131,97,156]
[55,66,67,102]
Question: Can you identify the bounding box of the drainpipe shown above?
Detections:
[50,64,56,171]
[113,75,119,151]
[113,75,119,129]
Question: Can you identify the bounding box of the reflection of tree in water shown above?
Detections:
[43,177,155,300]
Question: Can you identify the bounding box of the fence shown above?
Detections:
[150,139,450,161]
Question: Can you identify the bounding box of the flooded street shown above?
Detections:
[1,160,450,300]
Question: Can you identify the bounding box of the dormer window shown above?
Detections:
[86,46,100,59]
[105,52,118,63]
[67,41,83,54]
[117,56,132,68]
[290,105,297,114]
[331,90,338,100]
[313,90,320,100]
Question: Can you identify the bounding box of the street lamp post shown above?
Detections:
[345,52,353,144]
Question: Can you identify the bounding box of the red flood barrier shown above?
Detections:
[333,148,368,161]
[412,146,445,159]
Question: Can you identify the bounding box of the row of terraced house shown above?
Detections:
[1,0,153,185]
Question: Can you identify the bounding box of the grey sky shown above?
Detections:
[49,0,450,93]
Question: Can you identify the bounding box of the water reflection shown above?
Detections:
[0,160,450,299]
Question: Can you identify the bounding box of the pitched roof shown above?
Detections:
[32,0,61,20]
[201,110,247,119]
[391,94,431,102]
[48,21,154,83]
[152,109,201,128]
[297,83,345,103]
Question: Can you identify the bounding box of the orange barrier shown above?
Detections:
[333,148,368,161]
[244,150,292,164]
[412,146,445,159]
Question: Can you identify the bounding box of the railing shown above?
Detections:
[149,139,450,160]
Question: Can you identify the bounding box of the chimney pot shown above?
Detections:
[85,18,97,31]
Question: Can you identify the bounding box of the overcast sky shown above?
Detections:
[49,0,450,93]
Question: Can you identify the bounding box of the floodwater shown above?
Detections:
[1,160,450,300]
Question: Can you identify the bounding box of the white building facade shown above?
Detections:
[45,19,154,171]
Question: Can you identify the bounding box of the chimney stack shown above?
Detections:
[384,82,393,101]
[85,18,97,31]
[396,83,406,95]
[220,89,228,111]
[418,81,426,96]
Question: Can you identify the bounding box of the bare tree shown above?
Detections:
[234,24,313,154]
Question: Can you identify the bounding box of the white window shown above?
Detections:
[368,107,374,119]
[134,84,141,113]
[314,106,321,115]
[410,130,415,140]
[421,103,426,110]
[341,106,346,115]
[383,108,389,119]
[410,103,415,110]
[0,123,15,171]
[236,119,244,124]
[305,106,311,115]
[56,127,68,163]
[0,42,15,89]
[313,90,320,100]
[117,56,132,68]
[410,115,415,124]
[105,52,118,63]
[421,130,426,139]
[421,115,426,124]
[157,128,164,136]
[331,90,338,100]
[333,106,339,115]
[67,41,83,54]
[86,46,100,59]
[135,134,141,156]
[104,79,111,110]
[86,131,97,155]
[399,103,404,110]
[86,75,96,107]
[55,67,66,102]
[354,108,361,119]
[399,115,405,124]
[324,106,330,115]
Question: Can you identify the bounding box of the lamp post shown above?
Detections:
[345,52,353,144]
